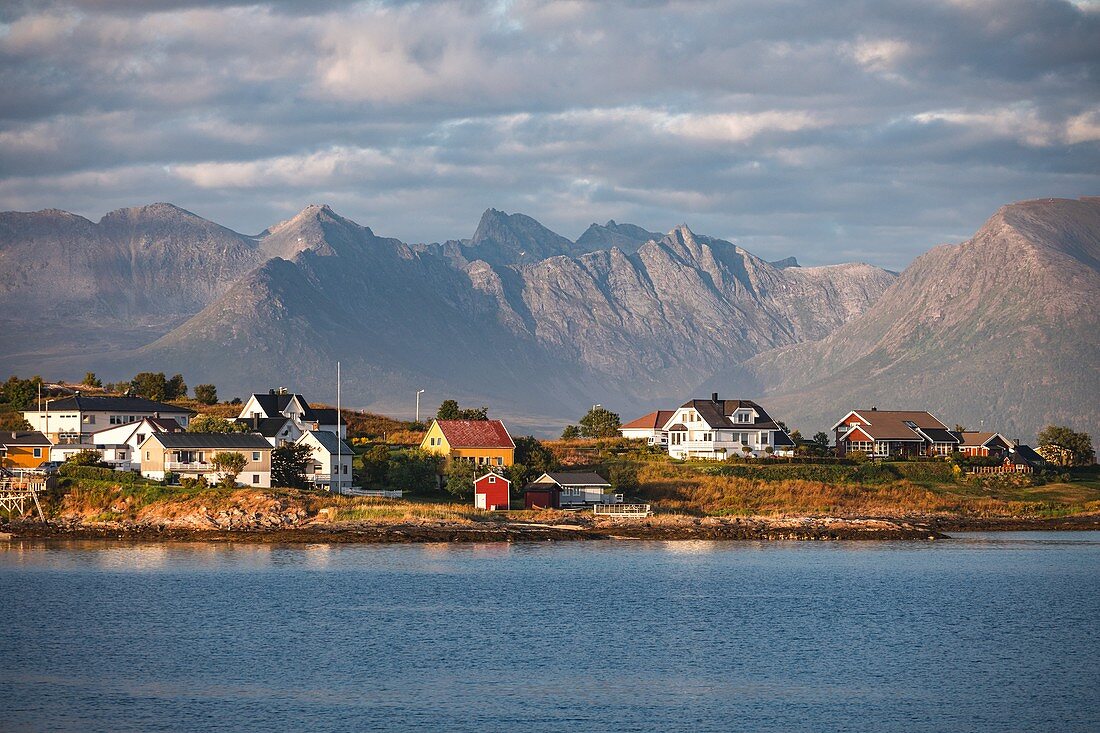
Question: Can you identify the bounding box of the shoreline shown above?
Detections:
[4,514,1098,544]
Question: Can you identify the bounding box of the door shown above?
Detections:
[475,494,486,509]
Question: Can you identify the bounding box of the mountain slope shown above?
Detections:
[575,220,662,254]
[0,203,265,355]
[736,197,1100,439]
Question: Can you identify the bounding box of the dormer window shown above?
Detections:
[735,411,752,423]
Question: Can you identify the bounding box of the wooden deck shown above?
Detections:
[592,503,652,518]
[0,477,46,520]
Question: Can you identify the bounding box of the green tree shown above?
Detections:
[437,399,489,420]
[68,449,106,467]
[578,406,621,438]
[165,374,187,400]
[1037,425,1095,466]
[82,372,102,388]
[211,451,247,486]
[188,415,248,433]
[271,443,311,489]
[0,414,32,432]
[1,376,42,411]
[506,462,531,491]
[560,425,580,440]
[194,384,218,405]
[130,372,169,400]
[386,450,442,493]
[812,432,831,454]
[607,463,637,494]
[443,459,480,498]
[360,445,391,486]
[514,435,558,474]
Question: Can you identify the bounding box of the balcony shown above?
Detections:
[166,461,211,472]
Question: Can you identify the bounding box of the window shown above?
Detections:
[252,474,259,484]
[83,415,95,424]
[145,451,150,460]
[33,448,42,458]
[759,432,768,445]
[488,476,496,484]
[848,440,873,453]
[875,442,889,456]
[252,451,261,461]
[496,457,503,465]
[342,465,348,474]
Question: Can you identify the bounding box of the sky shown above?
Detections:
[1,0,1098,270]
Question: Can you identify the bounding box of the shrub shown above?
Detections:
[162,471,180,485]
[58,464,148,485]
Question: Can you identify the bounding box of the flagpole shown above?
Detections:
[336,360,341,495]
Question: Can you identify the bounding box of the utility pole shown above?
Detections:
[416,389,425,423]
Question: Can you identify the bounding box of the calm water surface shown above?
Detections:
[1,533,1097,732]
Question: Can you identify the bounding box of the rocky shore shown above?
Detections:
[3,515,953,543]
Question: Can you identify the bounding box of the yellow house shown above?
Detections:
[420,419,515,468]
[0,431,52,469]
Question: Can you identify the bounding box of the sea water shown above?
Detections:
[1,533,1097,732]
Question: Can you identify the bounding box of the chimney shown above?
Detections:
[253,415,259,430]
[871,405,878,411]
[711,392,719,403]
[1014,438,1020,446]
[269,388,276,395]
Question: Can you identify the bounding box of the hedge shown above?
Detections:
[57,464,151,485]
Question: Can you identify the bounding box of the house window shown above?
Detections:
[759,432,768,445]
[342,465,348,474]
[875,442,889,456]
[252,474,259,484]
[33,448,42,458]
[145,451,150,460]
[488,476,496,483]
[848,440,873,453]
[252,451,261,461]
[496,457,503,465]
[83,415,95,424]
[736,412,751,423]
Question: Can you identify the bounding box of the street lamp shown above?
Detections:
[415,389,425,423]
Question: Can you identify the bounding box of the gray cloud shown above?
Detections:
[1,0,1098,269]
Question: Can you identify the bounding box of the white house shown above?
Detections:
[295,430,355,493]
[238,389,345,438]
[25,396,193,445]
[73,416,186,470]
[234,415,302,447]
[618,410,676,446]
[663,394,795,460]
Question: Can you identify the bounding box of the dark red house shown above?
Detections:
[473,473,510,511]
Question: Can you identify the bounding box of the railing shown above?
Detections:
[338,488,403,498]
[969,465,1031,475]
[305,473,332,483]
[166,462,211,471]
[0,477,46,519]
[593,503,652,518]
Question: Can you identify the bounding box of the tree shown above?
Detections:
[1,375,42,411]
[443,459,480,498]
[607,463,637,494]
[514,435,558,474]
[194,384,218,405]
[506,462,531,492]
[211,451,247,486]
[578,406,621,438]
[271,443,311,489]
[1037,425,1095,467]
[188,415,248,433]
[68,449,106,467]
[82,372,102,388]
[130,372,169,400]
[386,450,442,493]
[812,432,831,454]
[560,425,580,440]
[437,399,489,420]
[360,445,391,486]
[165,374,187,400]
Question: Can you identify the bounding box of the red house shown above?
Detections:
[473,473,510,511]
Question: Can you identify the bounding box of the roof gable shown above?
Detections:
[533,472,611,488]
[621,410,676,430]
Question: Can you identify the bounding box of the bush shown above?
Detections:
[162,471,180,485]
[58,464,148,485]
[67,450,107,467]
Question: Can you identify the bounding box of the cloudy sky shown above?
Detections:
[1,0,1097,269]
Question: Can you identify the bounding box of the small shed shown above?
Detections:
[523,483,561,510]
[473,472,510,511]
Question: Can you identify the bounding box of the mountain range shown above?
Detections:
[1,197,1097,439]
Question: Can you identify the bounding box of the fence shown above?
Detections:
[593,503,652,518]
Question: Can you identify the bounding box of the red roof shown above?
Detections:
[621,410,676,430]
[436,419,515,448]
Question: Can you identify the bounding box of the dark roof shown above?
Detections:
[147,433,272,449]
[234,416,293,438]
[147,417,185,432]
[621,410,676,430]
[1011,444,1047,466]
[38,395,194,415]
[772,431,795,447]
[676,398,784,431]
[532,472,611,488]
[301,430,354,456]
[921,428,959,444]
[434,420,515,448]
[1,431,51,447]
[308,408,339,425]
